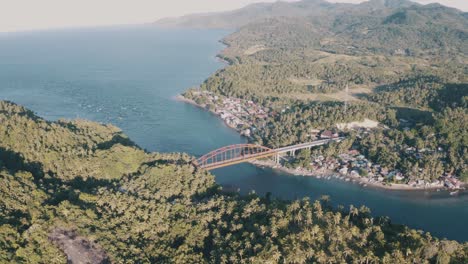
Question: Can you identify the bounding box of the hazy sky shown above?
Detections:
[0,0,466,33]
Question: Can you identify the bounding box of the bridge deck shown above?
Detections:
[198,138,343,170]
[199,150,277,170]
[276,137,343,153]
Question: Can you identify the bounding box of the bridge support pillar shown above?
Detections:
[275,153,280,165]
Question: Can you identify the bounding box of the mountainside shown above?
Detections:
[1,100,467,262]
[154,0,425,29]
[155,0,345,29]
[197,1,467,102]
[222,3,467,57]
[157,0,467,58]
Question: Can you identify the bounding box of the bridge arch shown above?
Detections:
[196,144,276,170]
[195,138,342,170]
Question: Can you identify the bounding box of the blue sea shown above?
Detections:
[0,25,466,241]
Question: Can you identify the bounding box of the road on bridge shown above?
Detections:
[196,137,344,170]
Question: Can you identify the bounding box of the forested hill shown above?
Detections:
[154,0,343,29]
[193,0,467,106]
[221,4,467,59]
[153,0,464,30]
[1,100,467,262]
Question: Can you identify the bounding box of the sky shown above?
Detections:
[0,0,466,33]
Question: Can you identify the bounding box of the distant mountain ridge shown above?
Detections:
[154,0,433,29]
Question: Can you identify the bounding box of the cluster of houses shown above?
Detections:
[195,91,269,137]
[190,91,465,191]
[444,176,463,190]
[308,150,407,183]
[306,149,463,190]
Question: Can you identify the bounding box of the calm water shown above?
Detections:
[0,26,466,241]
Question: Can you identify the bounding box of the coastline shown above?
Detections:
[248,159,446,192]
[174,94,243,132]
[174,94,198,107]
[175,94,466,193]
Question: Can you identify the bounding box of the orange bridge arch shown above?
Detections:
[196,144,277,170]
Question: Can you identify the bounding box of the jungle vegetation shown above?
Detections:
[0,101,467,263]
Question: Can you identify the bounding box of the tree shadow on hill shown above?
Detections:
[0,146,118,209]
[0,146,44,177]
[0,147,47,230]
[95,133,139,150]
[392,106,434,125]
[56,121,81,133]
[353,92,371,100]
[371,75,442,93]
[44,176,120,208]
[430,82,468,111]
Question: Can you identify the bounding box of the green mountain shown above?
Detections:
[154,0,338,29]
[157,0,467,58]
[1,101,467,262]
[154,0,423,29]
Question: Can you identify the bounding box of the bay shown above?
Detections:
[0,25,466,241]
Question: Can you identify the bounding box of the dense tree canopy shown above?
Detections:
[0,101,466,263]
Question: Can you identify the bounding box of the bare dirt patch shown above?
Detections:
[288,77,323,86]
[336,118,380,130]
[49,228,110,264]
[282,86,372,102]
[244,45,268,55]
[324,86,372,101]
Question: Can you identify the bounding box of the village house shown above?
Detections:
[320,130,339,139]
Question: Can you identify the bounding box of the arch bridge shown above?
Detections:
[195,138,342,170]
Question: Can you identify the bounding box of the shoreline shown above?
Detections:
[174,94,244,132]
[175,94,466,193]
[248,159,449,192]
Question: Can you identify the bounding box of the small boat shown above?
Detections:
[450,190,459,196]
